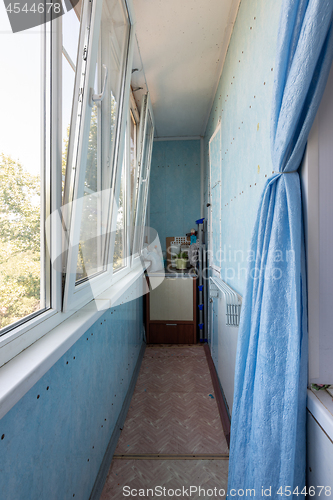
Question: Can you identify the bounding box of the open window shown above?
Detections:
[0,12,51,336]
[112,90,141,277]
[62,0,135,311]
[0,6,70,364]
[112,136,127,273]
[62,1,81,194]
[128,93,140,256]
[132,93,155,259]
[0,0,141,369]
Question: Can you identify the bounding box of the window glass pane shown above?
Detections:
[62,6,80,64]
[100,0,129,190]
[134,110,154,254]
[141,112,154,186]
[75,0,130,283]
[129,110,137,242]
[113,152,126,271]
[0,9,44,331]
[62,9,80,194]
[76,97,101,281]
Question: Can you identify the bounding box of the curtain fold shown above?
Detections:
[227,1,333,497]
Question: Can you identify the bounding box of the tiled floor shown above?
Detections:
[101,460,229,499]
[101,345,229,499]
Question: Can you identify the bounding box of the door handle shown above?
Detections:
[89,64,108,106]
[166,324,177,326]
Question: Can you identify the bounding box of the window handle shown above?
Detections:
[89,64,108,106]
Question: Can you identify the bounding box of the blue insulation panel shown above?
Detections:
[204,0,282,296]
[149,140,201,252]
[0,279,144,500]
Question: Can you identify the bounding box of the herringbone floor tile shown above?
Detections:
[116,391,227,454]
[100,460,228,500]
[115,345,228,455]
[101,345,229,498]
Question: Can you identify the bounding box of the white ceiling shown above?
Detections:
[131,0,240,138]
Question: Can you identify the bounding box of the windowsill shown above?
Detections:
[0,263,146,421]
[307,388,333,442]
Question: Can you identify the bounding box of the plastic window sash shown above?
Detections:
[138,105,154,252]
[74,39,103,286]
[0,22,51,337]
[113,125,128,275]
[0,1,138,362]
[0,2,136,364]
[103,10,134,276]
[0,17,63,359]
[114,96,139,274]
[62,0,134,313]
[131,93,148,259]
[131,93,155,261]
[128,105,139,255]
[61,0,98,312]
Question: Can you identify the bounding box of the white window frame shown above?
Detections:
[62,0,136,312]
[0,16,62,366]
[132,92,155,263]
[107,89,142,287]
[128,92,140,249]
[111,122,130,279]
[302,114,333,384]
[0,0,139,368]
[129,91,140,231]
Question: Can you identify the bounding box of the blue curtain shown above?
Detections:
[227,1,333,497]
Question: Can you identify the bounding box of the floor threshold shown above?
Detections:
[113,454,229,460]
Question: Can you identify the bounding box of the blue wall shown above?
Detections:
[0,281,144,500]
[150,140,201,252]
[204,0,282,295]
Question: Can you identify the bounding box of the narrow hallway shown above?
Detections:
[101,345,229,498]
